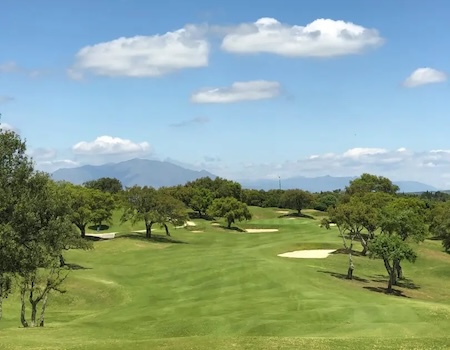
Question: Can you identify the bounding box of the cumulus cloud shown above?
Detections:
[209,147,450,189]
[72,136,151,155]
[403,68,447,88]
[191,80,280,103]
[69,25,209,78]
[170,116,210,127]
[220,17,383,57]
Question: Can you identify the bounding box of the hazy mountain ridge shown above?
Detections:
[51,158,439,193]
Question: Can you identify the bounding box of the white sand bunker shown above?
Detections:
[86,232,116,240]
[191,230,203,233]
[246,228,279,233]
[278,249,336,259]
[211,223,221,226]
[185,221,196,227]
[276,210,290,214]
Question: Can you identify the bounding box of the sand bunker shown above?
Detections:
[185,221,196,226]
[276,210,290,214]
[86,232,116,240]
[191,230,203,233]
[278,249,336,259]
[211,223,221,226]
[245,228,279,233]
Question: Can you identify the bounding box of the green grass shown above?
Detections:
[1,206,449,349]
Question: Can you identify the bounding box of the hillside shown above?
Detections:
[52,158,216,188]
[52,159,438,193]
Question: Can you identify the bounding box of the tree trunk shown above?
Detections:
[227,219,232,228]
[164,224,171,237]
[396,262,404,280]
[59,254,65,267]
[346,244,354,279]
[297,209,301,215]
[20,287,28,328]
[359,234,368,256]
[38,293,48,327]
[80,225,86,238]
[145,221,153,239]
[30,302,37,327]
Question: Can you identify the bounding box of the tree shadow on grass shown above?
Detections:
[84,236,103,242]
[278,212,315,219]
[65,263,92,270]
[120,232,187,244]
[87,224,110,231]
[330,247,364,257]
[363,286,411,298]
[317,270,369,283]
[218,225,246,232]
[370,275,420,290]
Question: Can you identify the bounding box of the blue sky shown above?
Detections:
[1,0,449,187]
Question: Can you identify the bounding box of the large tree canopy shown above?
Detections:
[207,197,252,228]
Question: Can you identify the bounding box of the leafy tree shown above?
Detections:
[121,186,188,238]
[345,173,399,197]
[83,177,123,194]
[0,127,34,320]
[186,177,242,201]
[11,173,89,327]
[121,186,158,239]
[313,191,341,211]
[368,234,417,293]
[280,189,313,215]
[63,185,115,238]
[262,189,284,208]
[379,198,428,280]
[189,187,213,216]
[429,202,450,252]
[207,197,252,228]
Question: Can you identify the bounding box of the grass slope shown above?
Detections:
[1,207,449,349]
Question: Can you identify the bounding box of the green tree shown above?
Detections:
[379,197,428,280]
[368,234,417,293]
[207,197,252,228]
[189,187,213,216]
[0,127,34,320]
[64,185,115,238]
[429,201,450,252]
[345,173,399,197]
[11,173,90,327]
[121,186,158,239]
[153,192,188,236]
[83,177,123,194]
[281,189,313,215]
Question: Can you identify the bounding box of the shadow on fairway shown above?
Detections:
[363,286,411,298]
[88,224,110,231]
[65,263,92,270]
[317,270,369,283]
[120,232,187,244]
[371,275,420,290]
[330,247,364,257]
[278,213,315,219]
[218,225,246,232]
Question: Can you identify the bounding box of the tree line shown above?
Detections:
[2,127,450,326]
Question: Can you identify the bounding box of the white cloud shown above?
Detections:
[72,136,151,155]
[403,68,447,88]
[342,147,388,158]
[0,123,18,132]
[205,147,450,189]
[69,25,209,78]
[191,80,280,103]
[221,17,383,57]
[36,159,80,173]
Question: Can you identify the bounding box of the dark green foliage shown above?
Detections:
[280,189,314,214]
[207,197,252,228]
[83,177,123,194]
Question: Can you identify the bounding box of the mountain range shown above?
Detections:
[51,158,439,193]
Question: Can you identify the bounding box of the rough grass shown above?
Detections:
[1,207,449,349]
